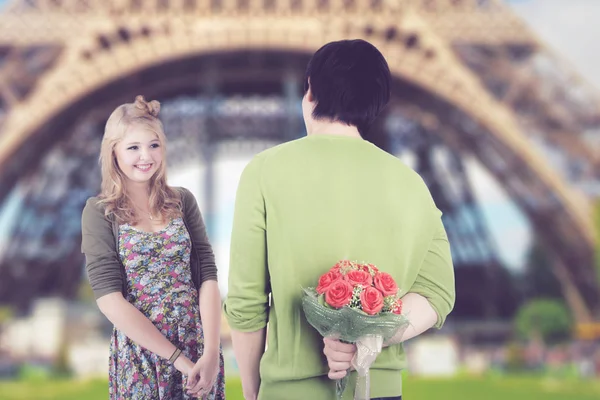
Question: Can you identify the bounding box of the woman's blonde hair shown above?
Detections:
[98,95,181,224]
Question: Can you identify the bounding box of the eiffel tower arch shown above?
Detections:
[0,1,599,322]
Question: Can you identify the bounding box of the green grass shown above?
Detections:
[0,378,107,400]
[405,375,600,400]
[0,377,244,400]
[0,375,599,399]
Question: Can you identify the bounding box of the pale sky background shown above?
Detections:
[0,0,598,295]
[509,0,600,89]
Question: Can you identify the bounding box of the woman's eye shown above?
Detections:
[127,146,138,151]
[151,143,160,149]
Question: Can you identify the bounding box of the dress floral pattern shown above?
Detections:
[109,217,225,399]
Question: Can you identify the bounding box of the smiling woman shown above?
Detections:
[97,95,177,226]
[80,95,226,399]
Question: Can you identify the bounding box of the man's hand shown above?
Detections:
[186,351,220,398]
[323,337,356,380]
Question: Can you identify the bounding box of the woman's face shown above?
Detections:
[114,125,163,186]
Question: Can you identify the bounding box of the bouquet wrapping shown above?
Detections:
[302,260,410,400]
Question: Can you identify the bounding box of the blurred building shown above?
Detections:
[0,0,599,345]
[1,298,67,360]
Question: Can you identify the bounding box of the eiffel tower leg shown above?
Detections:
[552,258,593,323]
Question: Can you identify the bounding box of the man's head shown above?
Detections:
[302,39,391,137]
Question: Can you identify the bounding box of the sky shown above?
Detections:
[508,0,600,89]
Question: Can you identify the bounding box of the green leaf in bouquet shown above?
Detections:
[317,293,331,308]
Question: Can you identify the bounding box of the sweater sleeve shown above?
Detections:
[223,156,270,332]
[182,188,218,284]
[81,198,123,300]
[409,208,456,329]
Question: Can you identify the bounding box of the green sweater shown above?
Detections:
[224,135,455,400]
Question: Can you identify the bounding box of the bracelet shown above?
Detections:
[169,348,182,363]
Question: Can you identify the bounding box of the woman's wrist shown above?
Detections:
[202,345,220,359]
[173,355,192,374]
[168,347,182,363]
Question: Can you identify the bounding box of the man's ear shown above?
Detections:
[306,78,315,103]
[306,86,315,103]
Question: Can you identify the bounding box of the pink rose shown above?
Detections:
[331,260,355,274]
[344,270,373,288]
[373,272,399,296]
[316,270,342,294]
[325,280,354,309]
[393,299,403,315]
[360,287,384,315]
[361,263,379,275]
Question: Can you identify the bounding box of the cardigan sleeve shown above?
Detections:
[181,188,218,284]
[81,198,123,300]
[408,207,456,329]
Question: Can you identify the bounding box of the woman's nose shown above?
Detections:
[139,147,150,161]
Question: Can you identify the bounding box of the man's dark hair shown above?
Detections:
[303,39,391,137]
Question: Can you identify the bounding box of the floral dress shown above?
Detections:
[109,217,226,399]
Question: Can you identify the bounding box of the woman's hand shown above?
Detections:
[173,355,195,376]
[186,350,220,397]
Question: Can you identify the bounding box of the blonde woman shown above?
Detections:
[81,96,225,399]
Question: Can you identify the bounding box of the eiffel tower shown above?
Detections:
[0,0,599,325]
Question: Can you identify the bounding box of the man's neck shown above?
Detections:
[306,120,362,138]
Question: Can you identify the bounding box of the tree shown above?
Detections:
[515,299,572,344]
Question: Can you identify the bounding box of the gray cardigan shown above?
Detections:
[81,187,218,299]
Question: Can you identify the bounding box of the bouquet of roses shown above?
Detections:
[302,260,410,400]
